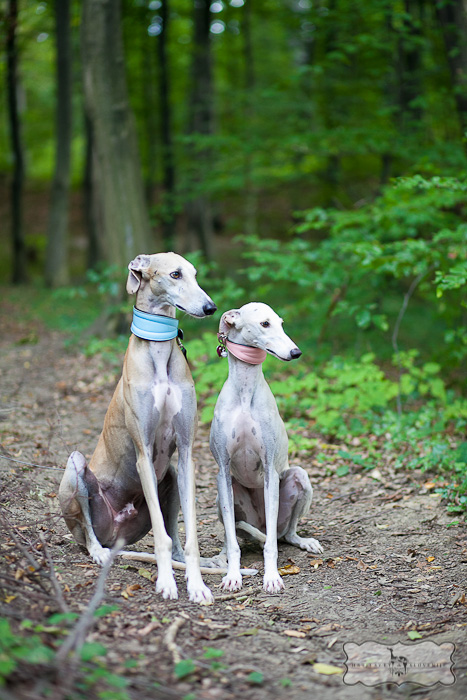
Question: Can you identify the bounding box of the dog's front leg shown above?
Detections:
[216,465,242,591]
[135,446,178,599]
[263,466,284,593]
[177,445,214,604]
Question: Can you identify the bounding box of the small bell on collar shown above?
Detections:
[216,332,228,358]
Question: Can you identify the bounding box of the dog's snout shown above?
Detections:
[203,302,217,316]
[290,347,302,360]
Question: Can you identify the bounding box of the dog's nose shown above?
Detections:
[290,347,302,360]
[203,302,217,316]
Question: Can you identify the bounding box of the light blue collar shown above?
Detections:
[131,307,179,341]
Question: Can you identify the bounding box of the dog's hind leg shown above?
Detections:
[58,451,113,565]
[279,467,322,554]
[159,463,184,563]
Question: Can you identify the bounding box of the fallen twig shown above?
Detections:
[55,539,122,663]
[119,549,258,576]
[38,532,69,614]
[163,616,185,665]
[215,585,263,602]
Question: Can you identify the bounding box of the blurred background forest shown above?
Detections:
[1,0,467,512]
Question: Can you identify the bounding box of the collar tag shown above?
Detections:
[131,307,179,341]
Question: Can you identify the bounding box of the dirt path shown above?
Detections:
[0,313,466,700]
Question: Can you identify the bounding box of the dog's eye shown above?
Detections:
[170,270,182,279]
[260,321,270,328]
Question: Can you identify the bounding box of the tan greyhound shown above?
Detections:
[59,252,217,604]
[210,303,323,593]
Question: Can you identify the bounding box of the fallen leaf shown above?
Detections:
[278,564,300,576]
[426,556,435,562]
[236,628,259,637]
[312,662,343,675]
[4,595,16,603]
[138,568,153,580]
[407,630,422,640]
[284,630,306,638]
[309,559,324,569]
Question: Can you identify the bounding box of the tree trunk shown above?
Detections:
[81,0,152,269]
[186,0,214,259]
[45,0,72,287]
[243,0,257,238]
[158,0,176,251]
[397,0,424,129]
[6,0,26,285]
[83,113,101,269]
[435,0,467,148]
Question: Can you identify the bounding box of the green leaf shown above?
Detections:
[336,464,349,477]
[47,612,79,625]
[203,647,224,659]
[407,630,422,640]
[312,662,343,675]
[80,642,108,661]
[138,569,153,581]
[174,659,197,679]
[94,604,118,618]
[247,671,264,684]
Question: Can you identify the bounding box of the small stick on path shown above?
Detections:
[164,616,185,665]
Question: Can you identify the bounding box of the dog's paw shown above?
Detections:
[284,533,323,554]
[221,572,242,592]
[89,543,112,566]
[188,583,214,605]
[263,572,284,594]
[156,575,178,600]
[300,537,323,554]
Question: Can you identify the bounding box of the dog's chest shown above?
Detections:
[151,376,183,421]
[226,408,269,485]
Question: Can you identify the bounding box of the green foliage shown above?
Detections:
[174,658,197,679]
[239,174,467,366]
[0,618,54,686]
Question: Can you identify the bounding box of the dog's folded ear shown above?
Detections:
[219,309,241,334]
[127,254,152,294]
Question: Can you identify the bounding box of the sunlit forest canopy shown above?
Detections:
[1,0,467,373]
[1,0,465,241]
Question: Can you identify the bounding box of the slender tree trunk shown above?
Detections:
[45,0,72,287]
[158,0,176,250]
[397,0,424,130]
[435,0,467,149]
[81,0,152,269]
[83,113,101,269]
[243,0,257,237]
[6,0,26,284]
[321,0,341,206]
[186,0,214,258]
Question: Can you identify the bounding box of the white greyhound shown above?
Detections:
[210,302,323,593]
[59,252,217,604]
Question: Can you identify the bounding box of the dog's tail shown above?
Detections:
[119,550,258,576]
[236,521,267,544]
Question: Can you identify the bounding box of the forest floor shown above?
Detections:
[0,304,466,700]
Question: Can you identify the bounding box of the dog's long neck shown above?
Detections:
[226,352,265,403]
[134,290,175,318]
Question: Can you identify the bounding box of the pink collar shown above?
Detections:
[226,340,267,365]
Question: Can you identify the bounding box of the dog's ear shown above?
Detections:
[127,255,151,294]
[219,309,242,334]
